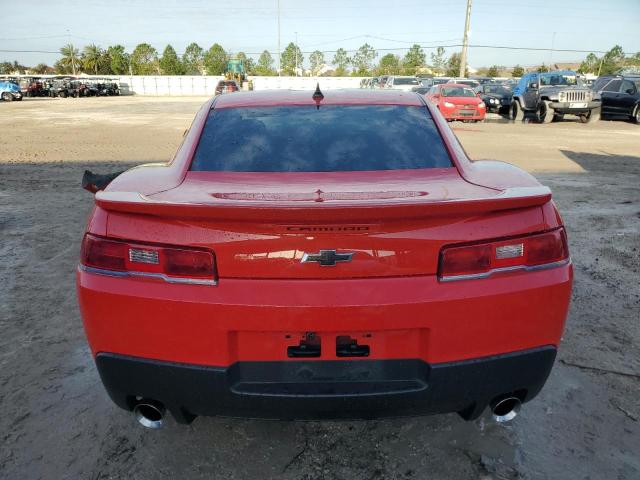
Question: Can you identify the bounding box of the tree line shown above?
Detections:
[1,42,637,77]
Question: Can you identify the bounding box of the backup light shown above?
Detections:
[495,243,524,259]
[129,248,159,264]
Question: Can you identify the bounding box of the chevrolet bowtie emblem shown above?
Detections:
[301,250,354,267]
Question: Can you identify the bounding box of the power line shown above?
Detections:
[0,49,60,54]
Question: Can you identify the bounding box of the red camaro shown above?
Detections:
[425,83,486,122]
[77,89,572,428]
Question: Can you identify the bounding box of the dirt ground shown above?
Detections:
[0,96,638,480]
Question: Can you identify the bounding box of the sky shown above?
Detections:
[1,0,639,69]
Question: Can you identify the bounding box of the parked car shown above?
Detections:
[592,75,640,123]
[480,83,513,114]
[20,77,48,97]
[215,80,239,95]
[418,77,434,88]
[376,75,390,89]
[0,81,23,101]
[432,77,450,85]
[471,76,493,85]
[77,89,572,428]
[425,83,486,122]
[510,70,600,123]
[49,78,78,98]
[385,76,420,91]
[411,86,431,95]
[445,78,481,90]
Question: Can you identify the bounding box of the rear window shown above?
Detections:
[191,105,452,172]
[442,87,476,97]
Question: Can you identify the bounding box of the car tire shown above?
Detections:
[632,105,640,124]
[539,101,554,123]
[510,100,524,121]
[583,107,600,123]
[15,96,22,101]
[59,91,67,98]
[1,92,13,102]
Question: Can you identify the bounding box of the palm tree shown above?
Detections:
[60,44,80,74]
[82,44,102,74]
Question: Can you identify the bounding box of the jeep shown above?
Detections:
[509,70,601,123]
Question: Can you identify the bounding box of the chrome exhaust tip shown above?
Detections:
[490,396,522,423]
[133,399,166,429]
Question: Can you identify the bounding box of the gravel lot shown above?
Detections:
[1,96,639,480]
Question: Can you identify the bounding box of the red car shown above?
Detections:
[77,89,572,428]
[425,83,486,121]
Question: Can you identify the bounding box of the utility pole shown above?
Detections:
[295,31,298,76]
[277,0,281,76]
[459,0,472,78]
[549,31,557,68]
[67,29,76,75]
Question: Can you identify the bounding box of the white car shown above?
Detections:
[385,76,420,91]
[445,78,481,90]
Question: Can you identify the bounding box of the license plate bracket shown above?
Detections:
[569,102,588,108]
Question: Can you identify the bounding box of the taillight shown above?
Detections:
[80,234,216,285]
[439,228,569,281]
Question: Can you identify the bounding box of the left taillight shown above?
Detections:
[438,228,569,281]
[80,234,217,285]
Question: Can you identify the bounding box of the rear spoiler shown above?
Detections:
[94,187,552,222]
[82,170,125,193]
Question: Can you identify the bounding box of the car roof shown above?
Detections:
[439,83,475,89]
[213,89,425,109]
[538,70,576,76]
[601,74,640,79]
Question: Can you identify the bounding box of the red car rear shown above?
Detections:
[77,89,572,427]
[426,83,486,121]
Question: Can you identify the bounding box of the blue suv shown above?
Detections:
[510,71,600,123]
[0,81,23,101]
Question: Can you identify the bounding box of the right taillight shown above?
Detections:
[80,234,217,285]
[439,228,569,281]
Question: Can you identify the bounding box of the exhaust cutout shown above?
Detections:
[133,399,166,429]
[490,396,522,423]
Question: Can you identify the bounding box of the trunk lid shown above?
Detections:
[99,169,550,279]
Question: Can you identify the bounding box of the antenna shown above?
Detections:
[312,83,324,109]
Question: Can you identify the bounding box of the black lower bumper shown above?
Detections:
[96,346,557,423]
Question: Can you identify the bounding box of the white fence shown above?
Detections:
[109,75,365,95]
[8,74,367,95]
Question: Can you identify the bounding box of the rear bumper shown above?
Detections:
[78,262,572,421]
[96,346,557,422]
[78,264,572,366]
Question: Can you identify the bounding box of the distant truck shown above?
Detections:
[510,70,600,123]
[0,81,23,101]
